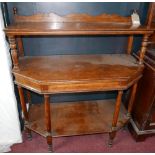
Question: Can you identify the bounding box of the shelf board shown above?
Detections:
[5,22,153,36]
[13,54,143,94]
[4,12,153,35]
[26,99,128,137]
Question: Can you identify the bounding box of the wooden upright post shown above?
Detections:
[18,86,32,140]
[127,35,134,55]
[8,36,19,71]
[127,83,138,118]
[44,94,52,152]
[139,34,150,64]
[108,90,123,147]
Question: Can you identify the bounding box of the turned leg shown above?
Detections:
[127,83,138,119]
[8,36,19,71]
[18,86,32,140]
[108,90,123,147]
[26,90,32,105]
[44,94,53,152]
[139,34,150,64]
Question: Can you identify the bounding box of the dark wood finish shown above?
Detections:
[129,50,155,141]
[4,23,153,36]
[128,2,155,141]
[25,99,128,137]
[108,91,123,147]
[127,82,138,118]
[13,54,143,94]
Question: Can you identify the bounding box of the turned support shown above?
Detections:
[127,82,138,118]
[139,34,150,64]
[108,90,123,147]
[44,94,53,152]
[127,35,134,55]
[18,86,32,140]
[17,37,24,57]
[8,36,19,71]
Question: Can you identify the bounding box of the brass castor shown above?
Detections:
[48,144,53,153]
[108,138,113,148]
[27,133,32,141]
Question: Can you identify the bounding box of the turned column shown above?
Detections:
[18,86,32,140]
[127,35,134,55]
[127,83,138,119]
[44,94,53,152]
[8,36,19,71]
[139,34,150,64]
[108,90,123,147]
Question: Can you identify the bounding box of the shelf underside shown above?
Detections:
[26,99,128,137]
[13,54,143,93]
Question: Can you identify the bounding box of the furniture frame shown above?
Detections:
[4,7,153,152]
[128,2,155,141]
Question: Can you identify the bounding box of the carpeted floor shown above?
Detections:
[10,129,155,153]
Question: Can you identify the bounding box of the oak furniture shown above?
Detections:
[128,2,155,141]
[4,7,153,152]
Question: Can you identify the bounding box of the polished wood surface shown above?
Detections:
[5,9,153,150]
[4,22,153,36]
[26,99,128,137]
[4,12,153,36]
[13,12,132,23]
[13,54,143,94]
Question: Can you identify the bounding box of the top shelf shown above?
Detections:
[4,12,153,36]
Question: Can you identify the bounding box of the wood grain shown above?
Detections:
[13,54,144,94]
[13,12,132,23]
[26,99,128,137]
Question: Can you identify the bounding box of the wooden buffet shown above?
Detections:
[4,8,153,152]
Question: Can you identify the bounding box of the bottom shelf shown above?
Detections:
[26,99,128,137]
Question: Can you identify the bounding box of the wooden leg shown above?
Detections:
[18,86,32,140]
[127,83,138,119]
[44,94,53,152]
[26,128,32,141]
[26,90,31,105]
[108,90,123,147]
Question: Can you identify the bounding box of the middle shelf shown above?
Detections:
[26,99,128,137]
[13,54,143,94]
